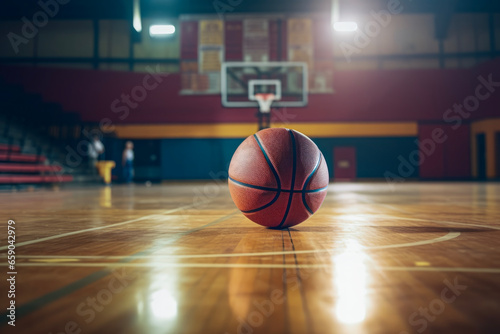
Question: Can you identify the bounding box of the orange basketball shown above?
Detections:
[228,128,329,228]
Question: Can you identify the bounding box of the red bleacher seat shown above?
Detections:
[0,153,45,162]
[0,144,21,152]
[0,175,73,184]
[0,164,63,173]
[0,150,70,184]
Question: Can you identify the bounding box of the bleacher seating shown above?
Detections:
[0,143,72,185]
[0,144,20,152]
[0,152,45,163]
[0,175,73,184]
[0,163,62,173]
[0,79,98,187]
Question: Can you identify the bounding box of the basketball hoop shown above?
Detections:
[254,93,277,114]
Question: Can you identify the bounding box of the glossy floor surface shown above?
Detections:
[1,182,500,334]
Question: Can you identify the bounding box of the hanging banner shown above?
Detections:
[309,60,334,93]
[243,19,269,62]
[199,45,224,73]
[288,18,313,46]
[287,18,314,68]
[182,19,223,93]
[199,20,224,46]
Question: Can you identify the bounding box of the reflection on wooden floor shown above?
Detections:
[1,182,500,333]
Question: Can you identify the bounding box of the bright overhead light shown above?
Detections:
[149,25,176,37]
[133,0,142,32]
[334,21,358,32]
[133,17,142,33]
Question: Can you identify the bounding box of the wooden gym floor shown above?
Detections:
[1,182,500,334]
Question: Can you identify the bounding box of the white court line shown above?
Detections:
[8,262,500,273]
[10,231,460,260]
[377,215,500,231]
[0,201,210,251]
[358,197,500,231]
[375,267,500,273]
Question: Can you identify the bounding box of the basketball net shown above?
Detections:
[254,93,276,114]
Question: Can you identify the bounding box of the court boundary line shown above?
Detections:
[0,210,238,323]
[0,201,210,251]
[380,215,500,231]
[358,196,500,232]
[11,231,461,260]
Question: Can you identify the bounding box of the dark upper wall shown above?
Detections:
[1,13,499,71]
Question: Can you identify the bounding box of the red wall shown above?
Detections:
[419,123,471,179]
[2,59,498,125]
[471,60,500,120]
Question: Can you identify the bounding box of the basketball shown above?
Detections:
[228,128,329,228]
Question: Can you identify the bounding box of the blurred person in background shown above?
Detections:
[88,135,105,174]
[122,141,134,183]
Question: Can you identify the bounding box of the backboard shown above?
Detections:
[221,62,308,108]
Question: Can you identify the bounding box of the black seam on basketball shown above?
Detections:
[304,186,328,193]
[277,130,296,228]
[229,177,278,192]
[237,134,281,214]
[229,176,326,193]
[253,134,281,190]
[302,153,322,215]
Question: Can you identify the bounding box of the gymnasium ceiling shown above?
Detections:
[0,0,499,20]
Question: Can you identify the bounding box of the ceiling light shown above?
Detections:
[149,25,176,37]
[133,0,142,32]
[334,21,358,32]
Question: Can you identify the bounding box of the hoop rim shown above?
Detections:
[254,93,277,101]
[253,93,277,113]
